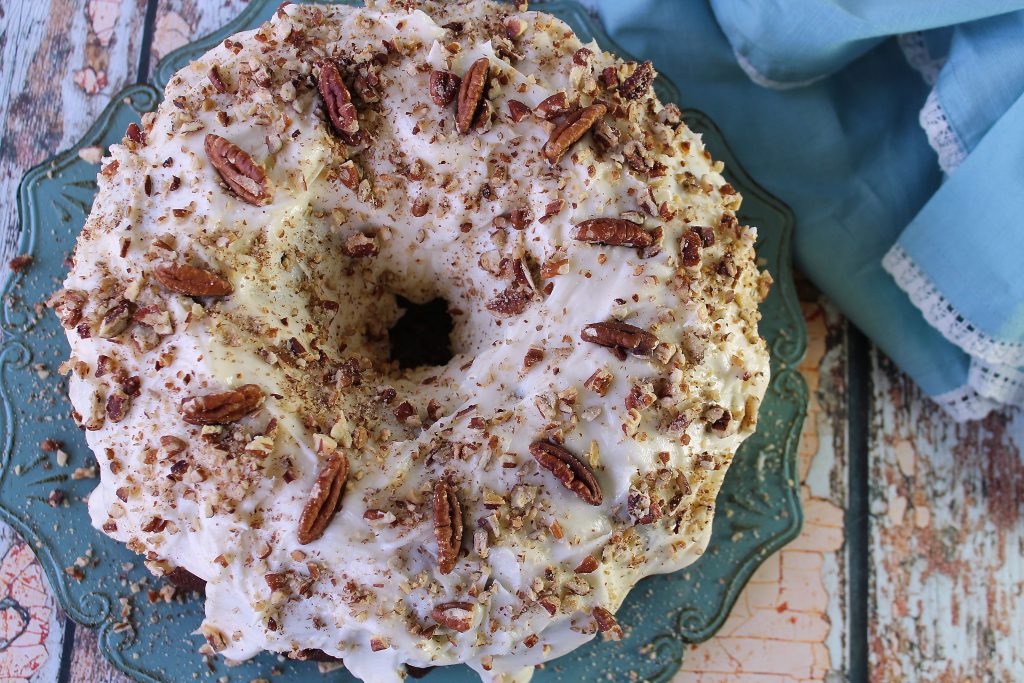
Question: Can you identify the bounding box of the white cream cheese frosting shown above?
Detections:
[50,2,771,681]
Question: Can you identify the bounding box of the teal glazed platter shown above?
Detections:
[2,1,808,681]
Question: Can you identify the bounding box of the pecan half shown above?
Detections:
[529,441,603,506]
[432,601,474,632]
[317,60,360,142]
[542,103,606,164]
[581,321,658,358]
[572,218,658,252]
[181,384,264,425]
[297,453,349,545]
[204,134,269,205]
[619,60,654,101]
[593,606,624,640]
[456,58,489,134]
[153,263,233,297]
[429,70,461,107]
[433,480,463,574]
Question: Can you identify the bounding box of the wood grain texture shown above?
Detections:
[151,0,249,64]
[67,624,130,683]
[675,289,851,682]
[0,0,148,266]
[869,352,1023,682]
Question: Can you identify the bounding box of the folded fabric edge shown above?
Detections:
[732,49,831,91]
[882,244,1024,367]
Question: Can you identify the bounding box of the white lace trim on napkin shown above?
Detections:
[919,89,967,175]
[932,384,1001,422]
[883,244,1024,368]
[970,359,1024,407]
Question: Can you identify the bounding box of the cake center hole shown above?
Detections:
[389,296,454,370]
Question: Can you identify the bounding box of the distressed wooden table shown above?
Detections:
[0,1,1020,681]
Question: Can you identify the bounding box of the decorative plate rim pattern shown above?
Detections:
[2,2,807,681]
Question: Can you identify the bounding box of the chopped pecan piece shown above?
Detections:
[432,601,474,632]
[523,347,544,368]
[204,134,269,205]
[584,368,613,396]
[529,441,603,506]
[485,285,532,317]
[429,70,461,107]
[181,384,264,425]
[297,453,349,544]
[619,60,654,100]
[542,103,606,164]
[455,58,490,134]
[575,555,599,573]
[98,300,134,339]
[126,122,144,144]
[681,230,702,268]
[8,255,32,272]
[433,480,463,574]
[593,606,624,640]
[153,263,233,297]
[208,65,227,93]
[317,60,360,143]
[572,218,659,253]
[342,232,379,258]
[165,567,206,592]
[507,99,531,122]
[105,390,130,423]
[534,92,571,120]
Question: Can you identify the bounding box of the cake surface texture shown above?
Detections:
[50,1,772,680]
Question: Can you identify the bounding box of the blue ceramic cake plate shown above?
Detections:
[1,2,807,681]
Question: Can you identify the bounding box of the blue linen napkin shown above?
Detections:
[596,0,1024,419]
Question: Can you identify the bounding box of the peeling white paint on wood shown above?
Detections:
[869,352,1023,682]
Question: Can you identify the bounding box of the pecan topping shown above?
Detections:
[98,300,134,339]
[572,218,659,254]
[126,122,144,144]
[208,65,227,93]
[575,555,599,574]
[342,232,379,258]
[204,134,269,205]
[317,60,360,142]
[433,480,463,574]
[165,567,206,592]
[297,453,349,545]
[507,99,531,122]
[456,58,489,134]
[529,441,603,506]
[581,321,659,358]
[619,60,654,100]
[153,263,233,297]
[534,92,571,120]
[432,601,474,632]
[181,384,265,425]
[542,103,606,164]
[429,70,460,107]
[105,390,130,423]
[593,606,624,640]
[681,230,702,268]
[8,254,32,272]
